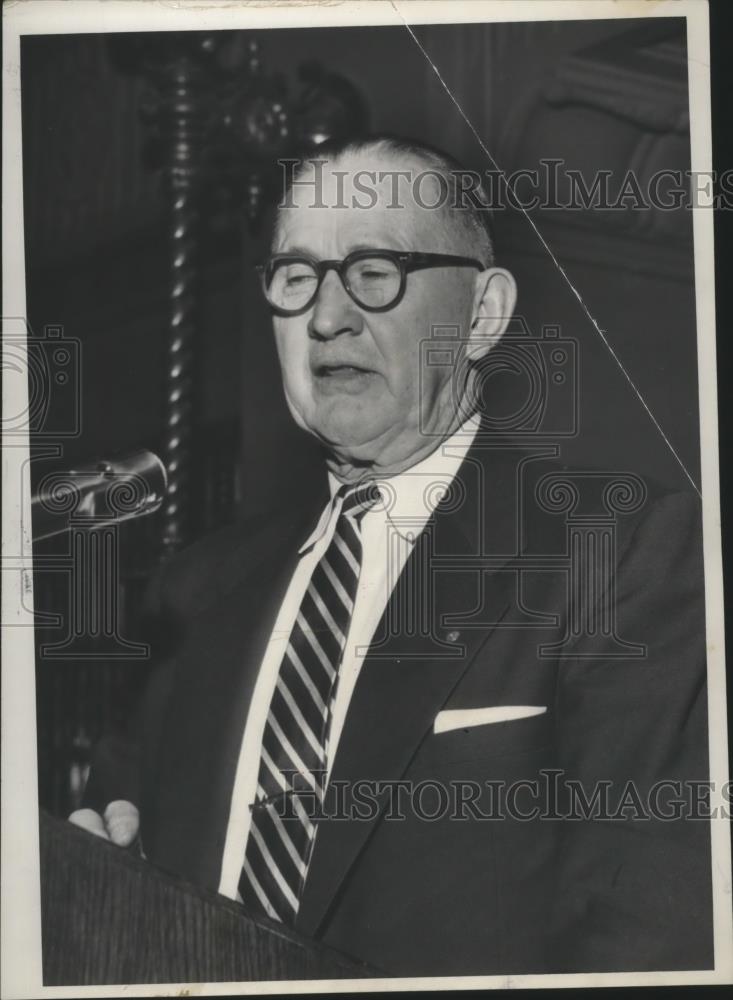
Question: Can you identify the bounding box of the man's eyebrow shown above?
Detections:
[273,241,403,258]
[272,244,316,258]
[346,241,401,253]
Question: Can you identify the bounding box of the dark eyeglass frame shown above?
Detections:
[256,249,486,316]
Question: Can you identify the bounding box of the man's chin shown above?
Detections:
[310,410,394,461]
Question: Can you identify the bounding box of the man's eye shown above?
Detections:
[359,268,389,280]
[281,268,317,289]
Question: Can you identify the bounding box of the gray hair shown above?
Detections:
[275,133,495,266]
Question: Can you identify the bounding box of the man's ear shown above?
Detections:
[466,268,517,361]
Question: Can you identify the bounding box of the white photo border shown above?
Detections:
[2,1,730,995]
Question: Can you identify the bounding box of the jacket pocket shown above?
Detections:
[415,709,554,768]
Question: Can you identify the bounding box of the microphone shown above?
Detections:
[31,449,168,541]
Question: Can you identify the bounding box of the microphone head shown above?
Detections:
[31,449,168,541]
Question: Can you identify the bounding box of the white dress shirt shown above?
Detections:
[218,415,480,898]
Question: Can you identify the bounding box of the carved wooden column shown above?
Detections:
[161,55,201,557]
[109,34,368,557]
[109,34,216,557]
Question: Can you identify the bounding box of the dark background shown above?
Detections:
[20,14,713,815]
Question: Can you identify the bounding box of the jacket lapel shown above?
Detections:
[295,443,531,937]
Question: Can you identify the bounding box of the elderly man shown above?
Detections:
[72,136,712,977]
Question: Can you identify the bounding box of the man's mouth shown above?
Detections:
[314,363,374,377]
[311,361,378,394]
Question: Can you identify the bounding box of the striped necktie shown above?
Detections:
[239,481,381,925]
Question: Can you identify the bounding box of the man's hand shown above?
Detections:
[68,800,139,846]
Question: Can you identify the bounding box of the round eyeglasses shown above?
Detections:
[257,249,486,316]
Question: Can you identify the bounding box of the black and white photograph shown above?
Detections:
[2,0,731,993]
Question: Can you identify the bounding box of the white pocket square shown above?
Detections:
[433,705,546,735]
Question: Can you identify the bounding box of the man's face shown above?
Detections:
[270,151,478,468]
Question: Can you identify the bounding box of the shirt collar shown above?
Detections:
[298,414,481,554]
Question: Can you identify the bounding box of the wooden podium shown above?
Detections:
[40,811,378,985]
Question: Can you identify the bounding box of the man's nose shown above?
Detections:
[308,269,364,341]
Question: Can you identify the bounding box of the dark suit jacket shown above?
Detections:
[85,438,713,977]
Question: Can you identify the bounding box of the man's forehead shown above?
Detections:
[287,150,444,207]
[276,149,447,251]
